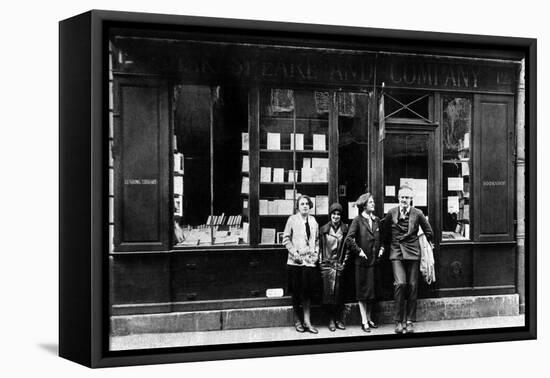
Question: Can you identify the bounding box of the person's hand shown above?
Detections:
[359,249,368,260]
[378,248,384,258]
[293,249,303,264]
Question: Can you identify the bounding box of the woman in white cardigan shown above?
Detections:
[282,194,320,334]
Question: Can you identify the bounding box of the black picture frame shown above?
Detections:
[59,9,537,368]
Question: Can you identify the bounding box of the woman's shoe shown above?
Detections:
[405,321,414,333]
[367,320,378,329]
[328,320,336,332]
[295,322,305,333]
[335,321,346,330]
[395,321,404,334]
[361,324,371,333]
[304,324,319,334]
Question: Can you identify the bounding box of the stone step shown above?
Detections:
[111,294,519,336]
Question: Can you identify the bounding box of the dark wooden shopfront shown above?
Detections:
[108,28,522,316]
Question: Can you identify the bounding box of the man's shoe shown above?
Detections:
[304,324,319,334]
[367,320,378,329]
[405,321,414,334]
[328,320,336,332]
[361,324,371,333]
[395,321,404,334]
[295,322,305,333]
[335,321,346,330]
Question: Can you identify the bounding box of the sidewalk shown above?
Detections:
[110,314,524,351]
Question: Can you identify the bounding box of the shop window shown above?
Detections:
[171,86,367,248]
[258,88,330,244]
[173,85,250,246]
[441,97,472,241]
[337,91,371,220]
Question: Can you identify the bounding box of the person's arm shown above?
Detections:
[376,218,385,257]
[345,218,366,260]
[419,212,434,244]
[341,225,351,266]
[381,211,392,246]
[318,230,324,264]
[314,220,320,255]
[282,217,299,261]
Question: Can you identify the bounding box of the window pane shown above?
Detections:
[173,85,250,246]
[383,134,429,216]
[337,92,370,220]
[384,91,430,121]
[442,97,471,241]
[173,85,213,246]
[258,88,329,244]
[212,86,250,245]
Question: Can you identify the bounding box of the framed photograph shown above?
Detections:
[59,10,536,368]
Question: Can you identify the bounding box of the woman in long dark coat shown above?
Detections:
[319,203,349,331]
[345,193,384,332]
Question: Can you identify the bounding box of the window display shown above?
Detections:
[173,85,250,246]
[258,88,330,243]
[442,97,472,241]
[170,86,365,248]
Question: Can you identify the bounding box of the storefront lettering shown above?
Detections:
[482,180,506,186]
[124,179,158,185]
[230,59,251,76]
[164,45,518,91]
[389,62,480,89]
[178,55,375,84]
[328,62,373,83]
[260,60,313,80]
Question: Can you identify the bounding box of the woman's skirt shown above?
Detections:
[287,265,317,300]
[355,264,375,301]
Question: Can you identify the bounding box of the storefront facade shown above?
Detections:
[108,28,525,318]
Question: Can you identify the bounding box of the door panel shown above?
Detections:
[383,132,433,219]
[379,128,436,300]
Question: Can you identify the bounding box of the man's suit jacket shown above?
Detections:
[382,206,433,261]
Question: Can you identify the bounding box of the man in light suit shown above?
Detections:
[381,184,433,334]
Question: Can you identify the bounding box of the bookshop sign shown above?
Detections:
[176,46,376,86]
[377,56,517,93]
[114,38,375,86]
[115,37,517,93]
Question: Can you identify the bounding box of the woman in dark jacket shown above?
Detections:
[319,203,349,331]
[345,193,384,332]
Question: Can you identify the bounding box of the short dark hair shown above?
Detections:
[296,194,313,210]
[355,192,373,214]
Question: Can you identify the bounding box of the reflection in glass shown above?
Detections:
[442,97,471,241]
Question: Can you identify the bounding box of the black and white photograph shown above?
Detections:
[5,0,547,375]
[102,13,533,354]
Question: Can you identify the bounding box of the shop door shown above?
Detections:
[378,126,437,299]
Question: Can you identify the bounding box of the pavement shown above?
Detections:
[110,314,524,351]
